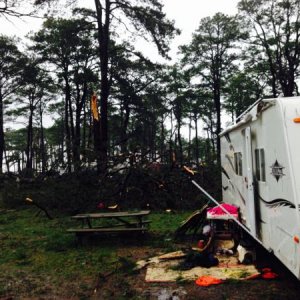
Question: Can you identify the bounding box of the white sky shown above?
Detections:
[0,0,239,60]
[162,0,238,59]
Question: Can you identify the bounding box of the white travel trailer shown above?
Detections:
[220,97,300,279]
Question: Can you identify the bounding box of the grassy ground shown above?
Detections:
[0,208,190,299]
[2,208,300,299]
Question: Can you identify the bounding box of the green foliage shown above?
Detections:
[116,0,180,58]
[224,71,264,120]
[181,13,247,164]
[0,35,27,172]
[238,0,300,96]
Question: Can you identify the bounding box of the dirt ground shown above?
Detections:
[92,245,300,300]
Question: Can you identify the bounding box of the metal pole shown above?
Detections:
[191,179,264,247]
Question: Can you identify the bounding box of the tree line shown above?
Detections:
[1,0,300,176]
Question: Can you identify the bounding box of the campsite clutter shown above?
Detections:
[137,202,279,286]
[64,162,280,287]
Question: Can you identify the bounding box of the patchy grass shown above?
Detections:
[0,208,189,298]
[150,211,191,233]
[2,208,300,299]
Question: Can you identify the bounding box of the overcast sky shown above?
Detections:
[0,0,239,60]
[0,0,239,131]
[162,0,238,58]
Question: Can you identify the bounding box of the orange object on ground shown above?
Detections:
[262,271,278,279]
[260,268,278,279]
[195,276,223,286]
[245,268,278,280]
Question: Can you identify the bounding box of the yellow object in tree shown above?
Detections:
[91,92,99,121]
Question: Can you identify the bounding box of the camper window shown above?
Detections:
[234,152,243,176]
[255,149,266,182]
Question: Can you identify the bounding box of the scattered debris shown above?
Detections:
[24,197,53,220]
[237,244,256,264]
[177,251,219,270]
[135,256,161,271]
[261,268,279,279]
[141,287,187,300]
[174,205,208,239]
[158,251,187,260]
[144,253,260,282]
[195,275,223,286]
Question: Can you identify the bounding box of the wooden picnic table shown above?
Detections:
[67,210,151,238]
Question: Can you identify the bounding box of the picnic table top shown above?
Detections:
[71,210,151,219]
[67,227,148,233]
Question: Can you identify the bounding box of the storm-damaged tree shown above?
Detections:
[238,0,300,97]
[91,0,179,169]
[0,35,26,173]
[34,0,179,171]
[180,13,246,166]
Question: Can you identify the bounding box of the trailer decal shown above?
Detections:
[225,154,235,171]
[259,195,295,209]
[224,133,231,143]
[229,181,235,191]
[270,160,285,182]
[237,190,246,205]
[221,167,230,179]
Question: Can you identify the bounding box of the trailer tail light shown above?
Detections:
[294,236,300,243]
[293,117,300,123]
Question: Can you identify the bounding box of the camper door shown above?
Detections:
[243,127,257,237]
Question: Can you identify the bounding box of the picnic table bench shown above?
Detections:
[67,210,151,239]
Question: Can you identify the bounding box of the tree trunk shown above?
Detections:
[73,85,82,170]
[188,115,192,164]
[95,0,111,171]
[0,92,4,174]
[87,100,93,158]
[17,157,20,173]
[4,146,9,172]
[160,117,165,163]
[120,98,130,153]
[82,96,87,164]
[26,104,34,170]
[39,102,46,173]
[280,70,295,97]
[194,117,199,167]
[177,121,183,166]
[64,78,72,172]
[213,79,221,167]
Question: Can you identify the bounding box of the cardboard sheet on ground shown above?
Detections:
[135,251,187,270]
[145,254,259,282]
